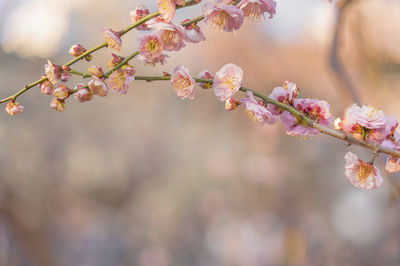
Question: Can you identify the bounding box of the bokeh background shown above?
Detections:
[1,0,400,265]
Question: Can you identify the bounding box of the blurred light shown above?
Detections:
[1,0,94,58]
[332,189,385,245]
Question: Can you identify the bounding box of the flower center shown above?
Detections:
[145,40,162,55]
[356,162,373,184]
[366,106,377,118]
[209,11,230,31]
[246,110,262,123]
[243,3,263,22]
[221,75,237,91]
[175,77,191,91]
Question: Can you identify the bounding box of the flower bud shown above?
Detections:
[44,59,61,84]
[88,65,104,78]
[68,44,87,57]
[38,75,54,95]
[102,28,122,51]
[74,84,94,103]
[198,70,213,89]
[225,97,239,111]
[60,65,71,82]
[5,101,24,115]
[130,6,150,31]
[50,98,65,112]
[53,84,70,100]
[334,117,343,130]
[108,53,125,69]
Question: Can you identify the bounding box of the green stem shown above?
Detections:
[0,0,203,104]
[133,74,398,158]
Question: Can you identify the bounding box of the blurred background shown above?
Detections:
[1,0,400,265]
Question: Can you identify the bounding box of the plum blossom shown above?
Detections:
[237,0,276,21]
[225,97,239,111]
[386,157,400,173]
[60,66,71,82]
[213,63,243,101]
[107,65,136,94]
[53,85,70,100]
[102,28,122,51]
[74,84,94,103]
[108,54,125,69]
[340,104,389,141]
[88,77,108,97]
[344,151,383,190]
[203,3,244,32]
[5,101,24,115]
[38,75,54,95]
[147,18,186,51]
[50,98,65,112]
[280,99,332,136]
[88,65,104,78]
[138,34,168,66]
[44,60,61,84]
[69,44,86,57]
[268,81,299,115]
[198,70,213,89]
[170,65,195,100]
[130,6,150,30]
[157,0,185,22]
[181,19,206,43]
[240,91,277,124]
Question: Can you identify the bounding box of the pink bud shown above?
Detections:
[5,101,24,115]
[68,44,87,57]
[53,84,70,100]
[198,70,213,89]
[60,65,71,82]
[88,77,109,97]
[88,65,104,78]
[50,98,65,112]
[74,84,94,103]
[38,75,54,95]
[44,59,61,84]
[102,28,122,51]
[130,6,150,30]
[225,97,239,111]
[108,53,125,69]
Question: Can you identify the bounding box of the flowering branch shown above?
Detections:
[134,74,400,159]
[0,0,202,104]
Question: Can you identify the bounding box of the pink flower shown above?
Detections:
[198,70,213,89]
[225,97,240,111]
[107,65,136,94]
[213,63,243,101]
[344,151,383,190]
[386,157,400,173]
[88,76,109,97]
[157,0,184,22]
[203,3,244,32]
[147,18,186,51]
[60,65,71,82]
[74,84,94,103]
[130,6,150,30]
[69,44,86,57]
[5,101,24,115]
[240,91,277,124]
[50,98,65,112]
[280,99,332,136]
[268,81,299,115]
[108,53,125,69]
[181,19,206,43]
[237,0,276,21]
[293,99,332,126]
[53,84,70,100]
[38,75,54,95]
[171,65,195,100]
[367,116,398,144]
[280,111,319,136]
[340,104,388,141]
[138,34,168,66]
[44,60,61,84]
[102,28,122,51]
[88,65,104,78]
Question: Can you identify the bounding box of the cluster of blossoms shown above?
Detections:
[2,0,398,191]
[334,104,400,189]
